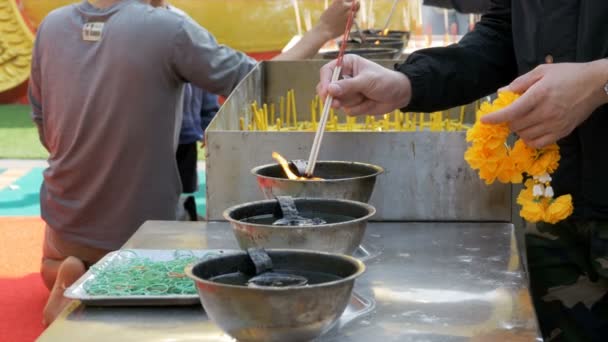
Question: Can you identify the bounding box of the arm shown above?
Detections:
[273,0,359,61]
[28,28,49,152]
[399,0,516,111]
[171,19,257,97]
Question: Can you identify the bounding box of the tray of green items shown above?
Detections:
[64,249,235,306]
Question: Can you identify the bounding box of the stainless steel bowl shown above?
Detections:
[251,160,384,203]
[186,249,365,342]
[360,29,411,46]
[224,198,376,255]
[320,47,400,60]
[340,36,405,52]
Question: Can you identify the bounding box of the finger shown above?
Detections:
[481,89,538,124]
[505,66,545,94]
[345,100,377,116]
[516,122,546,143]
[526,134,556,149]
[508,104,542,132]
[319,59,339,92]
[316,82,329,100]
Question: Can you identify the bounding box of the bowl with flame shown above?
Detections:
[251,152,384,203]
[358,29,411,46]
[320,47,400,60]
[339,35,405,53]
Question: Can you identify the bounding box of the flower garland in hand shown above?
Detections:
[464,91,574,224]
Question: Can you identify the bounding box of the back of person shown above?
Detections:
[32,0,194,250]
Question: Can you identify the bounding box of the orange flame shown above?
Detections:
[382,28,390,36]
[272,152,322,180]
[374,40,380,45]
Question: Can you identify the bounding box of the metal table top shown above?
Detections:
[38,221,540,341]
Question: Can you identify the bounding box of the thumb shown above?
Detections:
[327,75,369,98]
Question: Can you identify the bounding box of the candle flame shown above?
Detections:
[382,28,390,36]
[374,40,380,45]
[272,152,322,180]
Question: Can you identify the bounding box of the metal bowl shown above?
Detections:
[251,160,384,203]
[224,198,376,255]
[339,36,404,52]
[320,47,400,60]
[186,249,365,342]
[360,29,411,46]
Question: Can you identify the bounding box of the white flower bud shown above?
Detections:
[544,186,554,198]
[538,173,552,183]
[533,184,545,197]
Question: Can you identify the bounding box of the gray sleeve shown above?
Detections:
[28,29,43,125]
[170,19,256,97]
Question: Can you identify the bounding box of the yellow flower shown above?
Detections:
[520,200,545,223]
[496,157,523,184]
[527,144,560,176]
[466,122,510,149]
[492,91,520,109]
[544,194,574,224]
[516,179,535,205]
[510,139,535,173]
[465,144,508,184]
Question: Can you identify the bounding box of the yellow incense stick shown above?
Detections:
[280,96,285,124]
[239,117,245,131]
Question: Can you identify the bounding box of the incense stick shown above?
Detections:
[382,0,400,31]
[304,1,357,177]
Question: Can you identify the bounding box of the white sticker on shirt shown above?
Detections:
[82,22,104,42]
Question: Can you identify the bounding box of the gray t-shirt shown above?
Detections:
[28,0,256,250]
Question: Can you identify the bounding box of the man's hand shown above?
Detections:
[481,59,608,148]
[317,54,412,115]
[317,0,360,41]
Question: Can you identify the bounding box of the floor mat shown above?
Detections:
[0,167,43,216]
[0,217,47,342]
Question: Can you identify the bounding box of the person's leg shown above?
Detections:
[41,226,109,325]
[526,221,608,341]
[176,142,199,221]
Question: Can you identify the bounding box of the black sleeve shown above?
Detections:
[424,0,491,13]
[398,0,517,112]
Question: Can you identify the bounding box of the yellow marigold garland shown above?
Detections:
[464,91,574,223]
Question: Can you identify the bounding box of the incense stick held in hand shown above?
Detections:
[304,1,357,178]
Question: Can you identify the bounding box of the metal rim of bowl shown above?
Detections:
[184,248,366,291]
[250,160,384,183]
[222,197,376,230]
[320,48,399,59]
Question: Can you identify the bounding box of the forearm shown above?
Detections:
[398,0,517,112]
[272,25,331,61]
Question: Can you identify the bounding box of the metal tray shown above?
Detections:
[64,248,377,323]
[64,249,230,306]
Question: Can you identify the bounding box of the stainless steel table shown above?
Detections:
[38,221,540,341]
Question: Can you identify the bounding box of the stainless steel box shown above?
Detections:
[205,60,512,221]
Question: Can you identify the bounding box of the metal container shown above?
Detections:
[185,249,365,342]
[340,36,405,52]
[361,29,411,46]
[320,47,400,60]
[252,160,383,203]
[224,198,376,255]
[205,61,513,222]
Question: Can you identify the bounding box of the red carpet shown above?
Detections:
[0,217,48,342]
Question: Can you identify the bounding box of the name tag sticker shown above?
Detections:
[82,22,104,42]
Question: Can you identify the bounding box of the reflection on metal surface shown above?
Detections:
[39,221,540,342]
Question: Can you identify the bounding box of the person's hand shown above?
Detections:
[317,54,412,115]
[317,1,360,41]
[481,59,608,148]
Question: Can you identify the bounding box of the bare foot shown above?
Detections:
[42,256,86,326]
